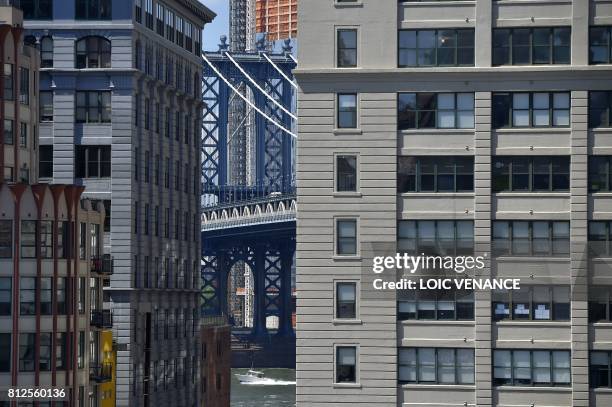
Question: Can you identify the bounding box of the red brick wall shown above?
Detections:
[200,325,231,407]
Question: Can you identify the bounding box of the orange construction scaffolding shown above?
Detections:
[255,0,297,41]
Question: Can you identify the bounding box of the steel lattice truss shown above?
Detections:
[201,50,296,195]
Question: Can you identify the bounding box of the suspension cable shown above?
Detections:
[224,51,297,120]
[261,52,297,89]
[203,54,297,138]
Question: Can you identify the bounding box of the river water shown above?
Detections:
[231,368,296,407]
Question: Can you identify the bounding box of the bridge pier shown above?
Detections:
[276,241,295,338]
[252,244,269,339]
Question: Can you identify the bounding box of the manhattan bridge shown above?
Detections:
[199,25,298,355]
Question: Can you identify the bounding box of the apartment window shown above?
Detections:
[155,102,161,133]
[145,0,153,29]
[75,0,111,19]
[19,67,29,105]
[175,161,180,191]
[21,0,52,19]
[336,282,357,319]
[102,199,111,232]
[336,155,357,192]
[151,206,158,238]
[40,221,52,258]
[55,332,67,370]
[184,164,190,193]
[493,286,570,321]
[40,91,53,122]
[337,93,357,128]
[336,219,357,256]
[398,92,474,129]
[19,333,35,371]
[39,157,58,199]
[76,36,111,68]
[135,0,142,23]
[3,64,13,100]
[398,156,473,192]
[165,208,170,238]
[589,155,612,191]
[337,29,357,67]
[399,29,474,67]
[592,351,612,390]
[184,114,190,145]
[588,221,612,257]
[590,26,612,64]
[91,223,100,259]
[78,331,85,369]
[0,278,11,315]
[336,347,357,383]
[156,3,165,36]
[144,150,150,182]
[398,220,474,255]
[0,334,9,372]
[493,350,570,386]
[40,36,54,67]
[492,92,570,128]
[75,145,111,178]
[185,21,193,52]
[166,9,175,42]
[20,123,27,148]
[176,17,184,46]
[590,91,612,128]
[399,348,475,384]
[144,204,150,235]
[174,209,180,240]
[0,221,11,259]
[40,277,52,315]
[76,91,111,123]
[39,333,51,371]
[164,157,170,188]
[493,220,570,256]
[175,111,181,141]
[144,98,151,130]
[492,156,570,192]
[3,120,13,145]
[21,221,37,258]
[56,278,67,315]
[398,289,474,321]
[165,108,171,138]
[20,278,36,315]
[493,27,570,66]
[19,167,29,183]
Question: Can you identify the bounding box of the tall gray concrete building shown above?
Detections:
[20,0,214,406]
[295,1,612,406]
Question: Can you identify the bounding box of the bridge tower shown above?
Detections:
[201,36,297,340]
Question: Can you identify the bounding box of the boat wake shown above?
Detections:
[240,378,296,386]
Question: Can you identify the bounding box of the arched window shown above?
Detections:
[40,36,53,68]
[75,36,111,69]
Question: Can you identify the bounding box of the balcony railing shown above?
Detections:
[91,309,113,329]
[89,363,112,383]
[91,255,114,275]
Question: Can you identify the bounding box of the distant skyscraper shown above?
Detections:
[256,0,297,42]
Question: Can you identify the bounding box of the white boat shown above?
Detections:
[235,369,266,383]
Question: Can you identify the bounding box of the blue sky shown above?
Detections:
[200,0,229,51]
